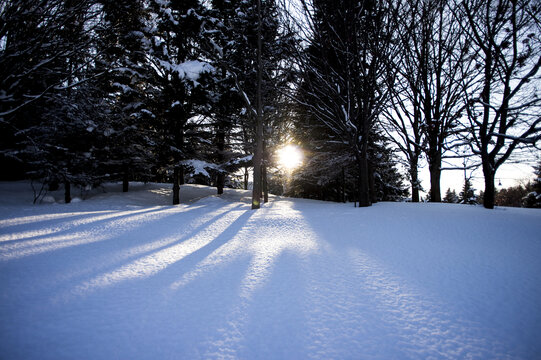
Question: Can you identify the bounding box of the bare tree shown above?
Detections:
[459,0,541,209]
[381,0,424,202]
[383,0,474,202]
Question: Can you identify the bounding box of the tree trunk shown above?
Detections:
[252,163,262,209]
[410,158,420,202]
[217,173,225,195]
[482,161,496,209]
[429,167,441,202]
[155,170,163,184]
[244,167,249,190]
[216,120,226,195]
[410,176,419,202]
[173,167,180,205]
[428,154,442,202]
[480,27,494,209]
[251,0,263,210]
[262,138,268,203]
[64,180,71,204]
[357,153,371,207]
[122,168,129,193]
[262,164,268,203]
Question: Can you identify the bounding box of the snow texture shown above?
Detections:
[181,159,220,178]
[159,59,214,82]
[1,181,540,359]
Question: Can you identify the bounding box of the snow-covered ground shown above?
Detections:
[1,181,540,359]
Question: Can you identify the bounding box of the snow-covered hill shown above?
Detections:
[1,182,540,359]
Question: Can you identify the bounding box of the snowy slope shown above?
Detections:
[1,182,540,359]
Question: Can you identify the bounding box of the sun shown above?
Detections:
[277,144,303,170]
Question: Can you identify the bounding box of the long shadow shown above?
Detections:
[0,201,228,262]
[0,206,170,246]
[173,200,322,358]
[229,251,312,359]
[75,203,246,275]
[162,207,255,290]
[0,206,181,261]
[1,202,246,309]
[98,204,247,265]
[58,203,249,297]
[0,210,116,230]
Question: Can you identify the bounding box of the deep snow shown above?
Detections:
[1,182,540,359]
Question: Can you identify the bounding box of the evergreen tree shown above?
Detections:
[370,132,410,202]
[533,161,541,195]
[146,0,213,204]
[205,0,292,203]
[459,178,477,204]
[294,0,399,206]
[496,185,528,208]
[202,0,256,195]
[443,188,458,203]
[522,160,541,208]
[96,0,155,191]
[0,0,107,202]
[289,115,408,203]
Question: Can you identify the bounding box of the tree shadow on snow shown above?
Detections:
[56,203,253,299]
